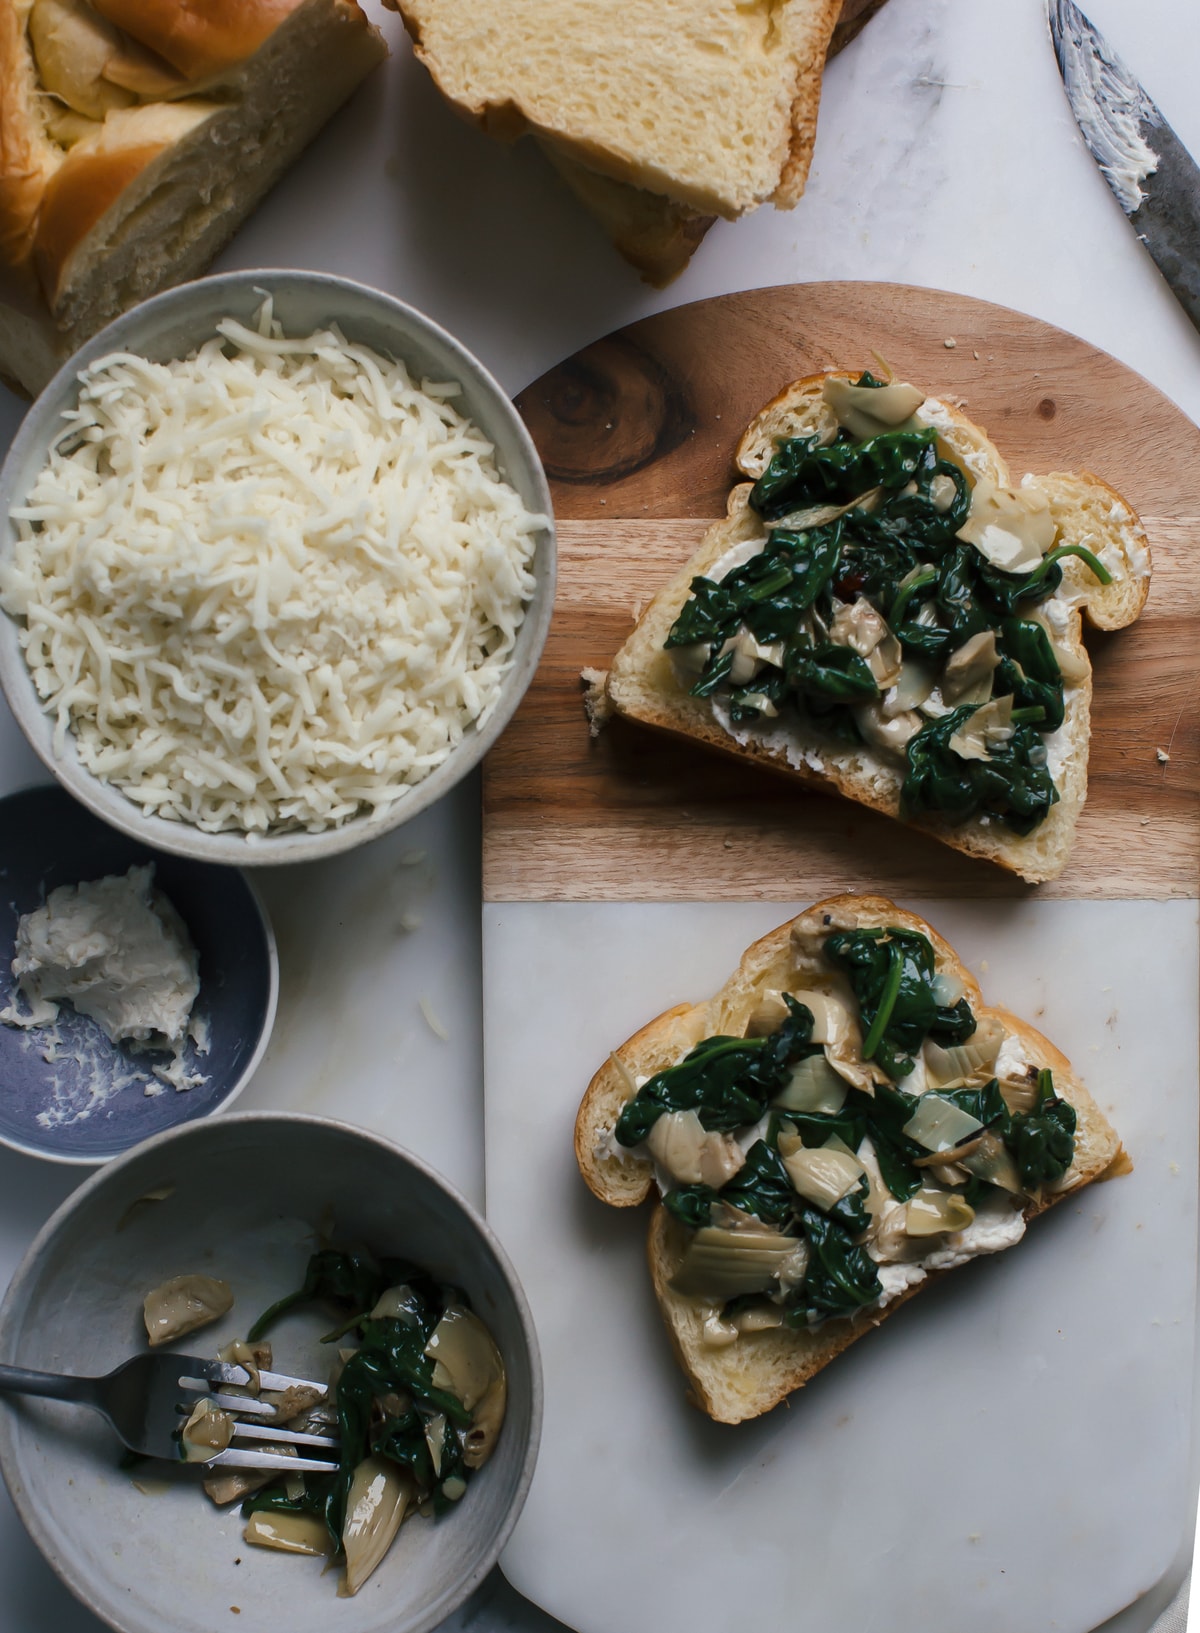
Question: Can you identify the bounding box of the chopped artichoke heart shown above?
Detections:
[670,1226,796,1299]
[701,1310,740,1349]
[773,1052,848,1114]
[342,1457,415,1596]
[929,473,959,512]
[143,1274,233,1348]
[902,1094,985,1154]
[885,658,936,717]
[781,1142,864,1211]
[830,596,892,659]
[646,1108,745,1188]
[217,1337,271,1395]
[744,989,790,1037]
[720,626,783,686]
[905,1186,976,1238]
[369,1284,424,1325]
[957,478,1055,573]
[961,1130,1025,1195]
[822,376,926,440]
[855,701,923,754]
[923,1015,1006,1088]
[424,1306,505,1414]
[244,1511,333,1556]
[942,630,1000,705]
[785,988,853,1048]
[424,1413,447,1479]
[180,1397,235,1462]
[948,694,1014,764]
[999,1071,1040,1116]
[868,638,903,690]
[930,971,966,1008]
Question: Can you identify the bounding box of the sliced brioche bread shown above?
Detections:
[531,0,891,286]
[390,0,843,232]
[575,896,1125,1423]
[602,371,1150,884]
[0,0,386,397]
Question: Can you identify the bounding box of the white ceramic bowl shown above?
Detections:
[0,1113,542,1633]
[0,270,555,865]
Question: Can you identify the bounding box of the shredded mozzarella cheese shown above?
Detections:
[1,304,545,834]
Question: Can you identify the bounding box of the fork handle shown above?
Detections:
[0,1363,102,1406]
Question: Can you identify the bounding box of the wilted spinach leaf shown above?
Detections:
[614,997,814,1147]
[1009,1069,1076,1186]
[901,703,1060,836]
[785,1208,882,1325]
[718,1140,794,1225]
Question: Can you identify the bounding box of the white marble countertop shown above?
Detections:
[0,0,1197,1627]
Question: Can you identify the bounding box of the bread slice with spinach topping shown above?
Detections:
[574,896,1126,1424]
[601,370,1150,883]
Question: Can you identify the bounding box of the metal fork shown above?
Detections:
[0,1354,339,1472]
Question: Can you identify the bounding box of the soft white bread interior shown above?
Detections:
[575,896,1126,1423]
[388,0,844,293]
[530,0,889,286]
[603,372,1151,884]
[0,0,387,397]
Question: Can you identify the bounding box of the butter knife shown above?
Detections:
[1048,0,1200,334]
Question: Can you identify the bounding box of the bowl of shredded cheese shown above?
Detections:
[0,271,555,862]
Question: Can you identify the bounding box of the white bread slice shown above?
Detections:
[0,0,387,397]
[574,896,1127,1423]
[603,371,1151,885]
[389,0,842,221]
[532,0,891,286]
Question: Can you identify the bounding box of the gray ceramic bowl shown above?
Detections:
[0,270,555,865]
[0,1114,542,1633]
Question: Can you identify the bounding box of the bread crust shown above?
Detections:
[89,0,303,78]
[575,895,1126,1423]
[603,371,1151,884]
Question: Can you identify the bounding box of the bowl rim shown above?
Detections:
[0,1109,544,1633]
[0,810,280,1168]
[0,267,556,866]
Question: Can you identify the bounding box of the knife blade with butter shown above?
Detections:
[1049,0,1200,334]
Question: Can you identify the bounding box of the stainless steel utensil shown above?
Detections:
[1049,0,1200,334]
[0,1353,337,1472]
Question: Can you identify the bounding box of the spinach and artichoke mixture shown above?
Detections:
[197,1247,506,1596]
[664,374,1113,835]
[613,925,1076,1342]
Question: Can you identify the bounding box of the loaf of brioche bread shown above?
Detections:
[601,370,1150,883]
[388,0,875,285]
[0,0,387,397]
[575,896,1126,1423]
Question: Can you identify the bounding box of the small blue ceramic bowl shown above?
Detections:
[0,785,276,1163]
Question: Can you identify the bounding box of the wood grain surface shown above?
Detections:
[484,283,1200,901]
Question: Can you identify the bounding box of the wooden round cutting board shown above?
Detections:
[484,282,1200,901]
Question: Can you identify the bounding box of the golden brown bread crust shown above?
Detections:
[90,0,302,78]
[576,895,1126,1423]
[775,0,841,207]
